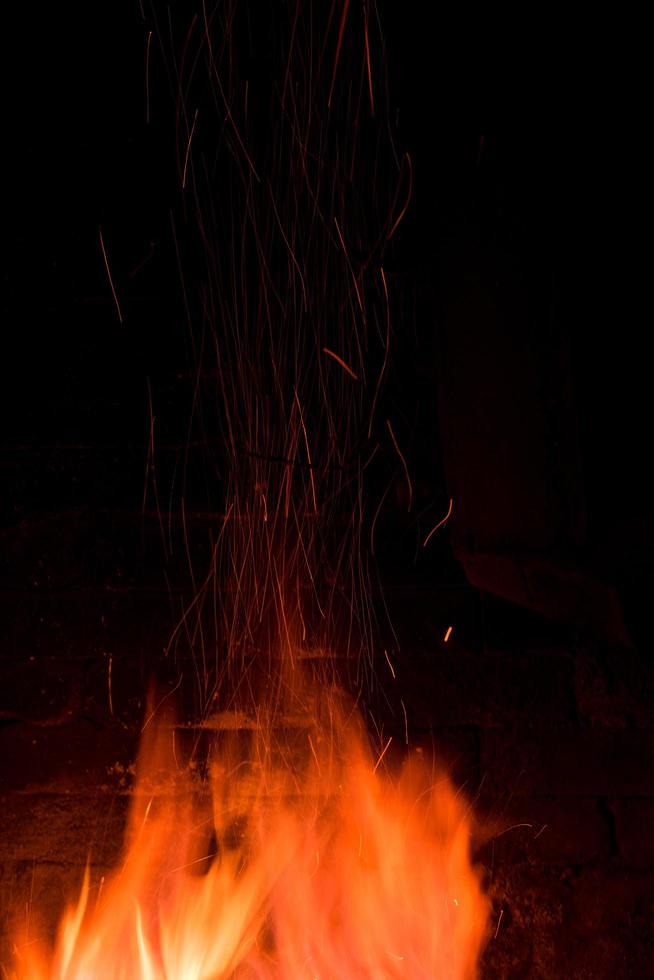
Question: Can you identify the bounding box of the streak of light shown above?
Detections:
[95,876,105,913]
[372,736,392,774]
[294,391,318,514]
[145,30,152,124]
[269,184,308,310]
[334,217,365,316]
[386,419,413,512]
[307,733,321,775]
[368,266,391,437]
[169,853,219,875]
[322,346,359,380]
[443,626,453,643]
[140,675,184,732]
[493,822,534,839]
[108,655,113,716]
[201,0,260,181]
[327,0,351,108]
[387,153,413,240]
[383,648,396,679]
[182,108,199,189]
[370,477,392,557]
[364,9,374,115]
[98,227,123,324]
[400,698,408,745]
[423,497,453,548]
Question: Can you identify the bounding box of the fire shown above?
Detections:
[6,4,491,973]
[8,682,489,979]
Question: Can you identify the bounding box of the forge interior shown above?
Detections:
[1,2,651,977]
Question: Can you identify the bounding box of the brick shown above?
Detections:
[482,865,654,979]
[575,645,654,729]
[480,866,567,980]
[0,860,111,968]
[564,868,654,977]
[388,644,575,730]
[0,591,173,663]
[0,720,139,795]
[481,728,654,797]
[0,794,127,866]
[477,796,612,867]
[610,798,654,867]
[383,588,483,656]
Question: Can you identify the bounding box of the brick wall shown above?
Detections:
[2,501,653,976]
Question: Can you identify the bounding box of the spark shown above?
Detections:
[386,419,413,512]
[334,217,365,315]
[108,655,113,715]
[307,733,321,775]
[269,184,308,311]
[181,108,199,189]
[363,9,374,115]
[95,876,105,912]
[322,346,359,380]
[327,0,351,108]
[400,698,408,745]
[369,477,391,557]
[443,626,453,643]
[494,908,504,940]
[98,226,123,324]
[423,497,453,548]
[387,152,413,240]
[383,648,396,679]
[294,391,318,513]
[493,822,534,840]
[372,735,392,774]
[368,266,391,437]
[169,852,219,875]
[201,0,260,181]
[145,30,152,124]
[140,675,183,732]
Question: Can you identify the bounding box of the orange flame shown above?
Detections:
[8,685,489,979]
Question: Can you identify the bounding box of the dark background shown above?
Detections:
[1,2,653,976]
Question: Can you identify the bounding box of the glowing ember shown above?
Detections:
[8,683,488,979]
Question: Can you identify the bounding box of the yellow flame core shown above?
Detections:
[9,689,488,979]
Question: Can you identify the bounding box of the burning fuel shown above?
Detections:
[8,679,488,979]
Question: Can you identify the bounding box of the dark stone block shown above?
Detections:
[565,868,654,977]
[0,860,111,968]
[389,643,575,730]
[481,729,654,798]
[0,794,127,866]
[0,590,176,660]
[482,865,654,979]
[481,866,567,980]
[575,644,654,729]
[477,796,613,868]
[0,719,139,795]
[610,799,654,867]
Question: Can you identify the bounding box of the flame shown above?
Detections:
[8,683,489,979]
